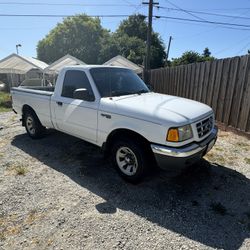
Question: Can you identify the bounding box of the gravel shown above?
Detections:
[0,111,250,250]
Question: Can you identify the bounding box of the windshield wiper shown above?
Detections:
[135,89,149,95]
[111,90,134,97]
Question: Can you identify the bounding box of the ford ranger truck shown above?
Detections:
[11,65,218,182]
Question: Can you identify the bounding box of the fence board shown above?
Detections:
[212,59,224,119]
[193,63,201,100]
[206,60,217,106]
[222,57,239,125]
[217,58,231,122]
[201,61,211,104]
[189,63,196,99]
[186,64,192,99]
[229,55,248,127]
[197,62,206,102]
[238,60,250,130]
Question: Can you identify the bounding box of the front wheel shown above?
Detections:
[111,139,150,183]
[24,110,45,139]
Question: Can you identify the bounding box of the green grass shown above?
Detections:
[245,158,250,165]
[15,166,28,176]
[0,91,11,113]
[4,162,29,176]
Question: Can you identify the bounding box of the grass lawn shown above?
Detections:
[0,91,12,112]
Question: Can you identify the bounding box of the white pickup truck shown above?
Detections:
[11,65,217,182]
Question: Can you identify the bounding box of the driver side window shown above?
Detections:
[61,70,95,101]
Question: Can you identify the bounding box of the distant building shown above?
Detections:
[103,55,143,74]
[0,53,48,90]
[43,54,86,75]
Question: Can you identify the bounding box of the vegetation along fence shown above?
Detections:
[149,55,250,133]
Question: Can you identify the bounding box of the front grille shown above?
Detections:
[196,116,213,138]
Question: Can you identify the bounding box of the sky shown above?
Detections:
[1,0,250,61]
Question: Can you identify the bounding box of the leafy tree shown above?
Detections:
[171,51,203,66]
[37,14,108,64]
[116,14,147,41]
[203,47,211,57]
[171,49,215,66]
[37,14,166,69]
[100,14,166,68]
[99,33,145,66]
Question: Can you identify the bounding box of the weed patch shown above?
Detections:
[5,162,28,176]
[0,91,11,113]
[244,158,250,165]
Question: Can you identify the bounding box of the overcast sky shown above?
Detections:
[1,0,250,61]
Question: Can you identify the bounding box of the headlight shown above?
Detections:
[166,125,193,142]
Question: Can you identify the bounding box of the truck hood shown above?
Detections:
[100,92,213,126]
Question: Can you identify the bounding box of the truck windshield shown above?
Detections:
[90,67,149,97]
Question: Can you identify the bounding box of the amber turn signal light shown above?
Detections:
[167,128,179,142]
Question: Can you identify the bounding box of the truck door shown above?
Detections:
[53,69,98,143]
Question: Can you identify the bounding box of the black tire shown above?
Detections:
[24,110,46,139]
[111,138,150,183]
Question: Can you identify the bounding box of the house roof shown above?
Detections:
[0,53,48,74]
[103,55,143,74]
[44,54,86,74]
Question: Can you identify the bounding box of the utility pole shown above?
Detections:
[166,36,172,62]
[142,0,159,83]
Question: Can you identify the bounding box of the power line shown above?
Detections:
[0,14,132,18]
[188,8,250,11]
[156,15,250,29]
[0,13,249,30]
[236,41,250,54]
[159,6,250,21]
[157,18,250,31]
[214,35,250,55]
[163,0,206,21]
[0,2,140,7]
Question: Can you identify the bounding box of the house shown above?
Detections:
[103,55,143,74]
[0,53,48,90]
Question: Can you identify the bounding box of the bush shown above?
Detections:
[0,91,12,112]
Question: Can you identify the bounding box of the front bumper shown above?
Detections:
[151,126,218,171]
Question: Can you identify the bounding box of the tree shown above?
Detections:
[99,33,146,66]
[99,14,166,68]
[171,51,203,66]
[203,47,211,57]
[171,48,215,66]
[37,14,166,69]
[37,14,108,64]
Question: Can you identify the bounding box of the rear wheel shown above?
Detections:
[111,138,150,183]
[24,110,45,139]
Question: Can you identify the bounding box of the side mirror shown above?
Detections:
[73,88,95,101]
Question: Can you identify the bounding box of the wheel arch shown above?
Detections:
[104,128,151,154]
[21,104,40,126]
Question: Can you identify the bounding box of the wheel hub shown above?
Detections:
[116,147,138,176]
[26,116,35,135]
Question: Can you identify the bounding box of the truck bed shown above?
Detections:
[11,86,55,96]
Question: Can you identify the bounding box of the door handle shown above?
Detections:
[56,101,63,106]
[101,113,111,119]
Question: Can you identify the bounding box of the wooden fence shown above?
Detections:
[149,55,250,133]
